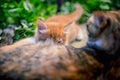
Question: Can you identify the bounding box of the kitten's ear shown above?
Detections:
[35,20,48,42]
[64,22,74,34]
[36,19,48,33]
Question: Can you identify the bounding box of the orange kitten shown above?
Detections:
[35,4,83,45]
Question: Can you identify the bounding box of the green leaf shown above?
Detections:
[23,0,33,11]
[8,8,20,13]
[100,4,110,10]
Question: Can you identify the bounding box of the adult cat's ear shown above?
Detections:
[93,11,109,28]
[36,19,48,33]
[64,22,74,34]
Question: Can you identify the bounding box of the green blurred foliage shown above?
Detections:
[0,0,119,41]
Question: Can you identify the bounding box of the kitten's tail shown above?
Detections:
[67,4,83,22]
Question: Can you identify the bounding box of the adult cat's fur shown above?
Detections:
[0,39,103,80]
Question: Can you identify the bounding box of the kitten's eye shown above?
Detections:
[57,38,63,44]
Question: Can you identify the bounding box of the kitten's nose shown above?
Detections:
[57,39,63,44]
